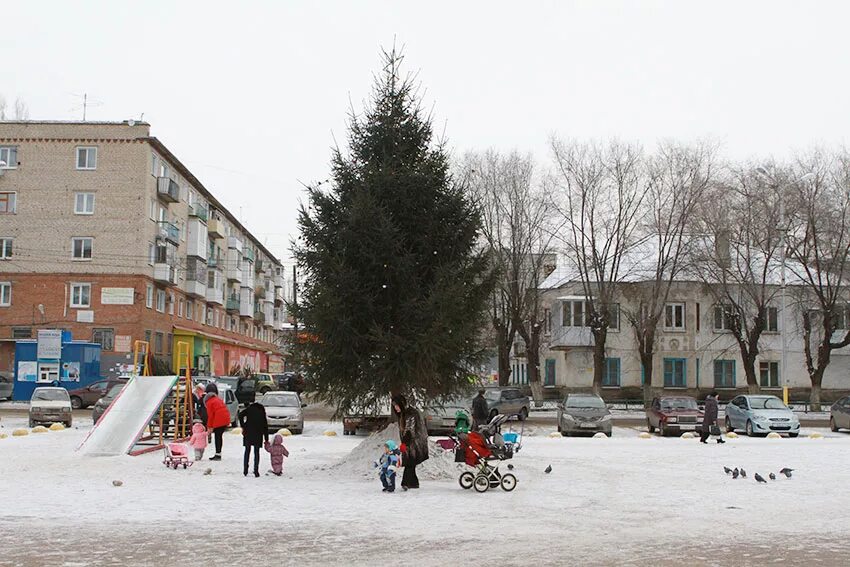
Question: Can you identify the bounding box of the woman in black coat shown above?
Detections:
[238,401,269,477]
[392,394,429,490]
[700,392,724,444]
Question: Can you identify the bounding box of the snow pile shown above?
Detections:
[767,432,782,439]
[32,426,49,434]
[229,427,242,435]
[809,432,824,439]
[323,430,337,437]
[12,428,28,437]
[726,432,739,439]
[0,433,7,439]
[548,431,561,438]
[680,432,695,439]
[593,432,608,439]
[328,423,465,481]
[49,423,65,431]
[277,428,292,436]
[638,432,652,439]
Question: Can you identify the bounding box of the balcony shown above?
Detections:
[207,254,220,268]
[188,204,208,222]
[244,247,255,263]
[186,218,208,259]
[227,236,243,253]
[153,263,177,285]
[239,299,253,318]
[157,177,179,202]
[241,268,255,290]
[206,287,224,305]
[226,295,240,313]
[273,273,284,288]
[226,264,242,283]
[184,258,207,298]
[208,218,225,239]
[549,327,594,350]
[157,221,179,245]
[253,310,266,325]
[263,303,274,327]
[255,259,265,273]
[255,285,266,299]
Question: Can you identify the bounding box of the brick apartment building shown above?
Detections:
[0,120,291,378]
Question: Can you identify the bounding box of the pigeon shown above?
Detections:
[544,465,552,474]
[507,464,514,470]
[732,468,739,479]
[740,468,747,478]
[112,480,123,487]
[780,468,794,478]
[769,473,776,481]
[203,468,213,476]
[723,466,733,475]
[754,473,767,483]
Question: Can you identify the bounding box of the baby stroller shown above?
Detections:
[163,442,192,469]
[456,414,522,493]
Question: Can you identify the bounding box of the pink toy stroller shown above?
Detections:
[163,443,192,469]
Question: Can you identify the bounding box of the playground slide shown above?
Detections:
[78,375,178,456]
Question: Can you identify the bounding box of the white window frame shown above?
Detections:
[71,237,93,260]
[765,306,779,333]
[146,284,154,309]
[664,303,686,331]
[0,146,17,169]
[0,238,12,260]
[714,304,735,332]
[167,291,175,315]
[0,282,10,306]
[76,146,97,170]
[178,298,184,318]
[74,192,95,215]
[187,300,194,320]
[561,300,589,328]
[156,289,166,313]
[0,191,16,214]
[70,283,91,308]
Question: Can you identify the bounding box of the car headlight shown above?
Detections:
[562,415,575,422]
[667,416,678,423]
[754,415,768,422]
[61,407,70,413]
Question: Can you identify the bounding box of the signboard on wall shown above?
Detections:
[101,287,135,305]
[114,335,132,353]
[37,329,62,360]
[17,361,37,382]
[76,310,94,323]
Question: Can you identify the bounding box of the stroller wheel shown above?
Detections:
[459,471,475,490]
[500,473,517,492]
[473,474,490,493]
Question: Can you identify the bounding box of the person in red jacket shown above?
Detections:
[204,383,230,460]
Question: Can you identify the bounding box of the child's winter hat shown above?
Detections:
[384,439,398,451]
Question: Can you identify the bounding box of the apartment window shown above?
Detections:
[766,307,779,333]
[74,192,95,215]
[166,333,172,356]
[0,146,17,168]
[832,304,850,330]
[151,154,158,176]
[187,300,194,320]
[0,238,12,259]
[602,358,621,387]
[562,300,589,327]
[663,358,687,387]
[713,359,736,388]
[206,307,213,326]
[606,304,620,331]
[146,284,154,309]
[12,326,32,338]
[760,361,780,388]
[178,298,184,318]
[76,146,97,170]
[0,282,10,306]
[664,303,686,331]
[154,332,164,355]
[70,283,91,308]
[167,292,174,315]
[72,237,93,260]
[92,328,115,351]
[156,289,166,313]
[144,330,152,345]
[713,305,735,331]
[0,192,16,214]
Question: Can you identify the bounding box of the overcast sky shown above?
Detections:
[3,1,849,261]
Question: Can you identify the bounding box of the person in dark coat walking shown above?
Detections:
[700,392,725,444]
[392,394,429,490]
[471,389,489,431]
[239,401,269,477]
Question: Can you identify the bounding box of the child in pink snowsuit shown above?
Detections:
[264,433,289,476]
[189,421,208,461]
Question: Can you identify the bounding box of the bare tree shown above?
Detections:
[549,139,647,395]
[692,166,785,394]
[465,150,555,396]
[0,95,6,120]
[786,149,850,411]
[13,98,29,120]
[622,141,715,401]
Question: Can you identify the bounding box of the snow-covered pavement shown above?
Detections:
[1,417,849,566]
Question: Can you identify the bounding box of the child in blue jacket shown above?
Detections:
[375,439,401,493]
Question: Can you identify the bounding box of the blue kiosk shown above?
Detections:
[13,330,102,401]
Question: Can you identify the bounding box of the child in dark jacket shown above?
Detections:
[264,434,290,476]
[375,440,401,493]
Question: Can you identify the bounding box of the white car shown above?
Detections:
[258,391,305,434]
[29,387,73,428]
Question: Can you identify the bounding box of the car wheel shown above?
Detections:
[788,432,799,438]
[518,407,528,421]
[830,417,838,432]
[70,396,83,410]
[473,474,490,493]
[746,420,754,437]
[725,417,734,433]
[459,471,475,490]
[647,420,655,433]
[500,473,517,492]
[557,422,562,433]
[605,431,612,438]
[28,419,34,428]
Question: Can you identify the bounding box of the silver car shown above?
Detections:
[557,393,612,436]
[830,396,850,432]
[0,372,13,400]
[424,396,471,434]
[725,395,800,437]
[484,388,530,421]
[259,391,305,434]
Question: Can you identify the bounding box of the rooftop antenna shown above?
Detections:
[70,93,103,121]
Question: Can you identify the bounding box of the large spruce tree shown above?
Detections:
[293,49,492,414]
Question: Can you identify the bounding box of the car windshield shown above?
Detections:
[106,384,124,397]
[485,390,501,401]
[565,396,605,409]
[33,389,69,402]
[261,394,299,407]
[217,378,239,389]
[660,398,697,410]
[748,397,787,410]
[428,397,468,410]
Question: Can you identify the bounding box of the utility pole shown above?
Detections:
[292,265,298,370]
[779,199,789,405]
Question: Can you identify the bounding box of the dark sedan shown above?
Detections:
[646,396,704,436]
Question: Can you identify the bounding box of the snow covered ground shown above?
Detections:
[1,417,849,566]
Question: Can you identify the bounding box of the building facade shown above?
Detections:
[0,121,290,378]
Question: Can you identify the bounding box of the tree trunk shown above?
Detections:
[742,354,760,395]
[495,322,513,387]
[640,354,653,405]
[591,328,607,395]
[810,367,825,412]
[526,324,543,406]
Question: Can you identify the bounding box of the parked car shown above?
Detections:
[213,384,240,427]
[29,387,73,428]
[725,395,800,437]
[92,383,127,424]
[558,393,612,436]
[215,376,256,406]
[343,399,392,436]
[269,372,306,394]
[484,388,530,421]
[259,391,305,434]
[424,396,471,435]
[0,371,13,401]
[252,373,278,394]
[646,396,703,436]
[68,378,127,409]
[830,396,850,432]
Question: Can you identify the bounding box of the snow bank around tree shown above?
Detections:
[327,423,466,481]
